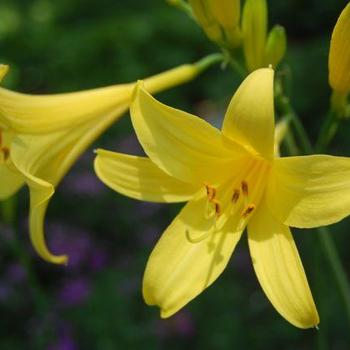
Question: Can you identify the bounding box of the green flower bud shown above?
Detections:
[264,25,287,68]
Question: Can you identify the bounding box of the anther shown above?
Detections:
[232,189,240,203]
[1,147,9,161]
[212,199,221,217]
[241,181,248,196]
[205,184,216,201]
[241,204,255,218]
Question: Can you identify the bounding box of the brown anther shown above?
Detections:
[1,147,9,161]
[232,189,240,203]
[241,204,255,218]
[241,181,248,196]
[205,184,216,201]
[212,199,221,217]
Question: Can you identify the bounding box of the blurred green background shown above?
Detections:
[0,0,350,349]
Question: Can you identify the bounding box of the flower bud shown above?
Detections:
[329,3,350,94]
[189,0,241,49]
[264,25,287,68]
[242,0,267,72]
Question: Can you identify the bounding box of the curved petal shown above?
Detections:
[266,155,350,228]
[248,201,319,329]
[222,68,275,159]
[94,149,197,202]
[130,83,245,186]
[11,106,127,264]
[0,84,133,134]
[143,192,244,318]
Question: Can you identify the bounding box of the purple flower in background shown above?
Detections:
[6,263,26,284]
[89,247,108,271]
[48,223,93,270]
[47,327,78,350]
[58,278,90,306]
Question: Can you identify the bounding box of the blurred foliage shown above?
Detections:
[1,0,350,349]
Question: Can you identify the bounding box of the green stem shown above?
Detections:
[318,227,350,325]
[195,53,225,73]
[275,86,350,328]
[275,93,312,153]
[284,130,299,156]
[166,0,193,18]
[315,110,338,153]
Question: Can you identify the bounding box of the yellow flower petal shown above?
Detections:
[222,68,275,159]
[10,106,127,264]
[143,192,243,318]
[329,2,350,93]
[266,155,350,228]
[94,149,196,202]
[0,62,201,134]
[130,83,245,186]
[248,201,319,329]
[0,84,133,134]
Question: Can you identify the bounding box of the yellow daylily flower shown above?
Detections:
[1,59,211,265]
[96,67,350,329]
[329,2,350,95]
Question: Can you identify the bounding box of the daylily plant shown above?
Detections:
[0,60,210,264]
[95,68,350,329]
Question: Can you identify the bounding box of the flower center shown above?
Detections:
[186,157,270,244]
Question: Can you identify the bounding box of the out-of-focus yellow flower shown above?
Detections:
[189,0,241,49]
[329,2,350,95]
[0,58,211,264]
[242,0,287,71]
[96,68,350,328]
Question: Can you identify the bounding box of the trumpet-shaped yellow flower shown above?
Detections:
[96,67,350,329]
[1,60,208,264]
[329,2,350,94]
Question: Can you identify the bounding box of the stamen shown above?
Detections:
[241,204,256,218]
[205,183,216,201]
[212,199,221,217]
[2,147,9,161]
[241,181,248,196]
[232,189,240,203]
